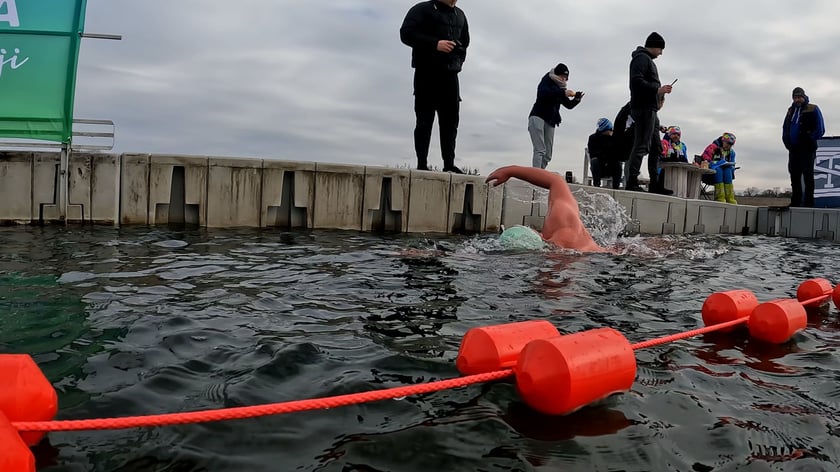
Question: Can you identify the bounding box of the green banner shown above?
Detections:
[0,0,87,142]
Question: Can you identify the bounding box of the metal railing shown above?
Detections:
[0,118,115,152]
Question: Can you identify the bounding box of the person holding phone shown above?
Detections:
[626,32,673,194]
[527,63,584,169]
[400,0,470,173]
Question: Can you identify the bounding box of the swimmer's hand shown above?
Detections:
[486,167,513,186]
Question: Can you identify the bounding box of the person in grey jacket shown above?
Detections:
[626,32,672,193]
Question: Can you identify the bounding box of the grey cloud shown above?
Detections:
[72,0,840,191]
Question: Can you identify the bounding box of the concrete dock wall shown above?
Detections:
[2,150,839,243]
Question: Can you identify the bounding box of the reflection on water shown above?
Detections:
[1,225,840,471]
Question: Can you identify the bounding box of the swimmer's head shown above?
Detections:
[499,225,545,250]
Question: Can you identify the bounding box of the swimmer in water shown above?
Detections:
[486,166,606,253]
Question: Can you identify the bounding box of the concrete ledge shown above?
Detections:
[207,157,263,228]
[0,151,33,223]
[149,154,208,226]
[120,153,150,225]
[33,153,60,223]
[407,169,450,233]
[449,174,488,234]
[362,166,410,233]
[261,160,315,228]
[313,163,365,230]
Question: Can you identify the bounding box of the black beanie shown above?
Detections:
[645,32,665,49]
[554,63,569,77]
[792,87,806,98]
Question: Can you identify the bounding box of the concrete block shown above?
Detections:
[32,152,60,222]
[120,154,150,225]
[90,153,120,225]
[786,208,819,239]
[313,163,364,230]
[485,182,504,233]
[362,166,410,233]
[734,205,759,235]
[686,200,737,234]
[261,160,315,229]
[207,157,263,228]
[0,151,33,223]
[449,174,488,234]
[501,179,546,231]
[812,210,840,241]
[407,170,451,233]
[66,153,93,224]
[149,154,208,226]
[626,193,686,234]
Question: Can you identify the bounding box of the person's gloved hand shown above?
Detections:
[574,91,584,100]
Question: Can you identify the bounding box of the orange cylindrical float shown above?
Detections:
[456,320,559,375]
[514,328,636,415]
[748,299,807,344]
[0,354,58,446]
[797,278,833,307]
[0,411,35,472]
[834,284,840,311]
[701,290,759,330]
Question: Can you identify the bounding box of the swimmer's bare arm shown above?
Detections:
[485,166,573,199]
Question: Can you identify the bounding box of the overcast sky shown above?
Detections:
[73,0,840,191]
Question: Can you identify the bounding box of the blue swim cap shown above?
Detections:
[499,225,545,250]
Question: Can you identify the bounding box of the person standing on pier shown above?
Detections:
[400,0,470,174]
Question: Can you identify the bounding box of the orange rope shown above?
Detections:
[13,370,513,432]
[630,316,749,351]
[799,294,830,307]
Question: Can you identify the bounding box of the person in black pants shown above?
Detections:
[627,32,672,193]
[783,87,826,207]
[400,0,469,173]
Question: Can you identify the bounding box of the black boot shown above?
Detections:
[417,158,429,171]
[649,172,673,195]
[443,164,464,174]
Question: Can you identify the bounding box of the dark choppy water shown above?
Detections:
[2,225,840,471]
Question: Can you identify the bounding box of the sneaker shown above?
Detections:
[443,166,464,174]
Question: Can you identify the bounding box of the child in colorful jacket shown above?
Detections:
[660,126,688,163]
[701,133,737,203]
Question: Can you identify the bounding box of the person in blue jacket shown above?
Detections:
[528,63,584,169]
[783,87,825,207]
[701,133,738,203]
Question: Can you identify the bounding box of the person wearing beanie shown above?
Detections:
[587,118,618,187]
[782,86,825,207]
[661,126,687,163]
[400,0,470,173]
[527,62,584,169]
[701,133,738,204]
[626,32,673,194]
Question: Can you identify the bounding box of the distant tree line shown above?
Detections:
[740,187,793,198]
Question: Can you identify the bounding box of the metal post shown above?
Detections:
[59,142,69,222]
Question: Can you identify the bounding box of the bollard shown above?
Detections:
[0,354,58,446]
[514,328,636,416]
[748,299,807,344]
[701,290,759,330]
[456,320,559,375]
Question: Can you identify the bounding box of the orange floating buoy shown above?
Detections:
[834,284,840,311]
[514,328,636,416]
[0,354,58,446]
[0,411,35,472]
[701,290,759,330]
[456,320,559,375]
[748,299,807,344]
[796,278,833,307]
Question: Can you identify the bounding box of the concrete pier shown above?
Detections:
[2,150,839,242]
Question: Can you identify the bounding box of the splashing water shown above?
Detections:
[573,189,631,247]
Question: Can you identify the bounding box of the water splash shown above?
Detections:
[573,189,632,247]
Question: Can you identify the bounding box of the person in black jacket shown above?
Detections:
[400,0,470,173]
[528,63,584,169]
[627,32,672,193]
[782,87,826,207]
[587,118,618,188]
